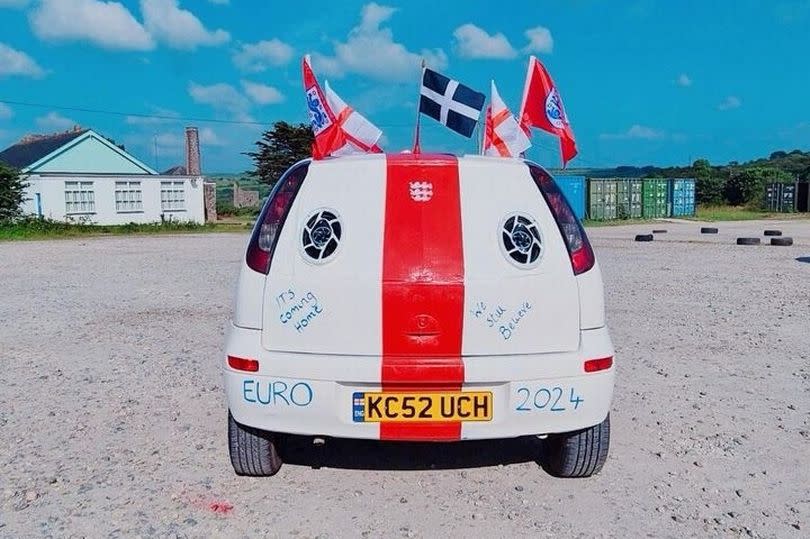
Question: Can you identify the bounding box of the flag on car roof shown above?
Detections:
[419,68,485,138]
[483,81,531,158]
[302,55,346,159]
[518,56,578,167]
[324,80,383,156]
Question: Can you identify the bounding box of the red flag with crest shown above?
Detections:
[302,55,346,159]
[518,56,578,167]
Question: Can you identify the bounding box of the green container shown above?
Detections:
[642,179,670,218]
[616,179,643,219]
[587,179,618,220]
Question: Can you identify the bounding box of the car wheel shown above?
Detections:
[764,230,782,236]
[635,234,654,242]
[736,237,761,245]
[541,414,610,478]
[700,227,719,234]
[228,411,283,476]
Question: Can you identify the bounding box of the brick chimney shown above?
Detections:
[185,126,201,176]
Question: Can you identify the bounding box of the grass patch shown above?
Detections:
[582,218,654,228]
[695,206,808,221]
[0,217,252,241]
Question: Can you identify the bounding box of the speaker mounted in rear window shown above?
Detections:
[301,208,342,264]
[500,213,544,269]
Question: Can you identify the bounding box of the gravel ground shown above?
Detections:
[1,219,808,538]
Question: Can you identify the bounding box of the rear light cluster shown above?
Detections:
[584,356,613,373]
[228,355,259,372]
[528,163,596,275]
[246,162,310,274]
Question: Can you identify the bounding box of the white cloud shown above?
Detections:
[188,81,250,116]
[600,124,666,140]
[241,80,284,105]
[232,39,294,72]
[676,73,692,87]
[523,26,553,54]
[36,112,78,131]
[140,0,229,49]
[154,126,224,149]
[0,42,46,77]
[0,102,13,119]
[452,24,516,59]
[313,2,447,82]
[30,0,154,51]
[718,95,741,110]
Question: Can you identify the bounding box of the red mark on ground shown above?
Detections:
[208,500,234,514]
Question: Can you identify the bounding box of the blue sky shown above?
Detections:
[1,0,809,173]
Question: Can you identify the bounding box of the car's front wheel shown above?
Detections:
[228,411,283,476]
[541,414,610,478]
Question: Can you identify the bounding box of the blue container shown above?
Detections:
[669,178,696,217]
[554,175,586,220]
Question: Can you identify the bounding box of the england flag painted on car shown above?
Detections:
[419,68,485,138]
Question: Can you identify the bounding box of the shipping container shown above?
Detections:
[616,179,643,219]
[669,178,696,217]
[553,175,586,220]
[587,178,618,220]
[764,182,796,212]
[642,178,669,218]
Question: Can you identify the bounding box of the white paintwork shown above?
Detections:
[226,154,614,440]
[262,157,386,355]
[21,174,205,225]
[458,158,580,355]
[577,260,607,330]
[225,323,613,439]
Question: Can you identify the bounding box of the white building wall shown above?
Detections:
[23,174,205,225]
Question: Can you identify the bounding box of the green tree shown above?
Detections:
[245,122,313,186]
[691,159,725,205]
[725,167,792,206]
[0,164,28,222]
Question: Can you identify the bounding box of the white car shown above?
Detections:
[224,153,615,478]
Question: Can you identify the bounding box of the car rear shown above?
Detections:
[224,153,615,476]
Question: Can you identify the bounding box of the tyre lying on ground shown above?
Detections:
[764,230,782,236]
[701,227,719,234]
[223,154,616,478]
[770,237,793,246]
[652,229,667,234]
[736,237,761,245]
[635,234,654,242]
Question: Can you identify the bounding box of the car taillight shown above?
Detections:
[245,161,310,274]
[528,163,595,275]
[227,355,259,372]
[584,356,613,373]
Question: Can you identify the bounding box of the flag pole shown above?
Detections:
[411,58,425,154]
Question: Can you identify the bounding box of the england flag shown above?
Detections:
[419,68,485,138]
[324,80,383,155]
[483,80,532,158]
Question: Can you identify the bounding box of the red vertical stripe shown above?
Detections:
[381,154,465,441]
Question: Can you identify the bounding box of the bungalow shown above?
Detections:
[0,126,207,224]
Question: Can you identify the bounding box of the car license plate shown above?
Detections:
[352,391,493,423]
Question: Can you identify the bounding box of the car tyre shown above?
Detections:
[228,411,283,476]
[541,414,610,478]
[736,237,761,245]
[770,237,793,246]
[635,234,654,242]
[764,230,782,236]
[701,227,719,234]
[652,229,667,234]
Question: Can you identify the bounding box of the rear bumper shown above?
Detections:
[223,324,615,441]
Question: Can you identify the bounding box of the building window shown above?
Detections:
[115,181,143,212]
[161,181,186,211]
[64,181,95,214]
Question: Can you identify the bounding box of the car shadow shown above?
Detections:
[797,256,810,264]
[279,434,543,471]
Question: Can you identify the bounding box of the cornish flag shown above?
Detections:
[419,68,485,138]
